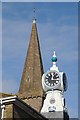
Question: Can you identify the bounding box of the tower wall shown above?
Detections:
[42,111,69,120]
[4,104,13,118]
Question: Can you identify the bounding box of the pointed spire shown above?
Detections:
[18,18,44,99]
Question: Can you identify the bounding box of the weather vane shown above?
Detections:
[33,8,36,19]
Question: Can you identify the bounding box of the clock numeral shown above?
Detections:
[56,76,59,78]
[48,83,50,86]
[45,76,48,78]
[56,81,58,83]
[45,79,48,82]
[54,83,56,86]
[48,73,50,76]
[51,72,53,76]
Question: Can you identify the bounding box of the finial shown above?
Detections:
[53,51,56,57]
[33,8,36,23]
[52,51,57,62]
[50,51,59,71]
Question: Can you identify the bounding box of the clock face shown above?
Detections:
[44,71,60,87]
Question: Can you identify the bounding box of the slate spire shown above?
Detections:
[18,18,44,99]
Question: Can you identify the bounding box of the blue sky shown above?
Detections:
[2,2,78,118]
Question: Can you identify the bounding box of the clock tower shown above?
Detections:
[41,51,69,119]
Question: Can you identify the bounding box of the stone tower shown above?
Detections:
[17,18,44,112]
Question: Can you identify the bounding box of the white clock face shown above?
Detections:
[44,71,60,88]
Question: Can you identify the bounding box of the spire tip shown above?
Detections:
[33,8,36,23]
[33,19,36,23]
